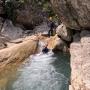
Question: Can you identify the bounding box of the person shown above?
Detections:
[47,17,56,37]
[42,44,49,53]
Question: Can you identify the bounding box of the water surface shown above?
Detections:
[0,52,70,90]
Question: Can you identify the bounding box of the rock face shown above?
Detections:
[33,22,50,34]
[0,34,10,50]
[0,0,4,31]
[16,0,43,28]
[50,0,90,30]
[56,23,72,41]
[0,0,4,15]
[70,30,90,90]
[1,20,24,40]
[0,17,3,31]
[47,35,68,52]
[50,0,90,89]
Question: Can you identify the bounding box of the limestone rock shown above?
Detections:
[1,20,24,40]
[56,23,72,41]
[70,30,90,90]
[50,0,90,30]
[0,35,39,68]
[47,35,68,52]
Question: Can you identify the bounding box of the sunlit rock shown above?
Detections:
[56,23,72,41]
[0,36,39,68]
[70,30,90,90]
[47,35,68,52]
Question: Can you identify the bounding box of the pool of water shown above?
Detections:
[0,51,70,90]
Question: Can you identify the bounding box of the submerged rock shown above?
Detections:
[56,23,72,41]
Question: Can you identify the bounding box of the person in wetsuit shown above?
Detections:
[48,17,56,37]
[42,44,49,53]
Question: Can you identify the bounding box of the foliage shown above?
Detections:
[5,0,25,22]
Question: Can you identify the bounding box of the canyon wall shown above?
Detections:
[70,30,90,90]
[50,0,90,90]
[50,0,90,30]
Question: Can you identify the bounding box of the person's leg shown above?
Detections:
[51,29,53,36]
[48,30,51,37]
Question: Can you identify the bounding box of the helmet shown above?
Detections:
[49,17,52,20]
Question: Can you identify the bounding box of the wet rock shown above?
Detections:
[50,0,90,30]
[56,23,72,41]
[1,20,24,40]
[47,35,68,52]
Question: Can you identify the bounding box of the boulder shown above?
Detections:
[33,22,50,34]
[50,0,90,30]
[1,20,24,40]
[47,35,68,52]
[56,23,72,41]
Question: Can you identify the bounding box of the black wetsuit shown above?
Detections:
[48,21,55,37]
[42,47,49,53]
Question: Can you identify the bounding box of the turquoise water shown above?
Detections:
[5,52,70,90]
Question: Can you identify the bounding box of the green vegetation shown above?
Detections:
[5,0,15,22]
[5,0,25,22]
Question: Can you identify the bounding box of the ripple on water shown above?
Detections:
[6,52,70,90]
